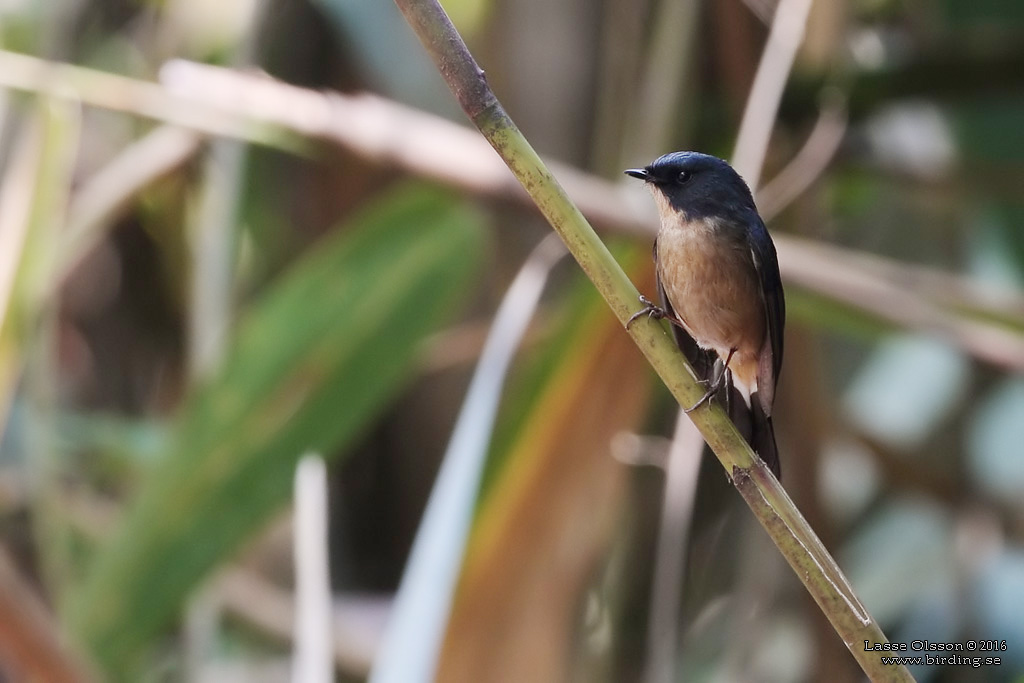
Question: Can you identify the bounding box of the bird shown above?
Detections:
[624,151,785,478]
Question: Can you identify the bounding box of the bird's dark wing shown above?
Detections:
[748,217,785,411]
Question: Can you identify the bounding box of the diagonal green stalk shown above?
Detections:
[392,1,912,680]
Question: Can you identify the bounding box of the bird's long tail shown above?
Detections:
[714,381,782,479]
[738,389,780,479]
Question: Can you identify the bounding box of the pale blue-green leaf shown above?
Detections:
[972,550,1024,671]
[966,377,1024,502]
[864,101,956,180]
[55,413,169,465]
[965,207,1024,289]
[818,436,882,524]
[842,334,969,450]
[310,0,456,115]
[892,588,958,681]
[841,498,953,625]
[747,614,814,683]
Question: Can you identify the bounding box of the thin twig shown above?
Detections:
[723,3,821,671]
[0,50,299,150]
[757,93,848,220]
[731,0,815,188]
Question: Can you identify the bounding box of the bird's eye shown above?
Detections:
[677,171,692,184]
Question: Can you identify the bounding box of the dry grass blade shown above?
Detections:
[291,455,333,683]
[370,235,566,683]
[437,272,653,682]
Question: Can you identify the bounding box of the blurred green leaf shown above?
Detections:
[66,185,484,676]
[952,96,1024,166]
[940,0,1024,24]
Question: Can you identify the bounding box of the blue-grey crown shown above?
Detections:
[635,151,757,221]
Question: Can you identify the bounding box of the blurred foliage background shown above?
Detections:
[0,0,1022,681]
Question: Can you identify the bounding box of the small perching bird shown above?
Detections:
[625,151,785,478]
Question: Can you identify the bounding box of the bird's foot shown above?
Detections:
[684,375,725,413]
[684,347,736,412]
[626,295,667,328]
[627,295,686,330]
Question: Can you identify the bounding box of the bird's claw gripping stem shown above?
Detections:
[684,347,735,412]
[627,295,689,333]
[684,383,720,413]
[626,295,668,329]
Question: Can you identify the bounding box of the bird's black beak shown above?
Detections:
[624,168,651,181]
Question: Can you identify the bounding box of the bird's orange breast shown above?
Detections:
[656,214,765,391]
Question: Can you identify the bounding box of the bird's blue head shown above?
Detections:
[625,151,757,222]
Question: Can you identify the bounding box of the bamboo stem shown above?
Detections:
[391,0,912,679]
